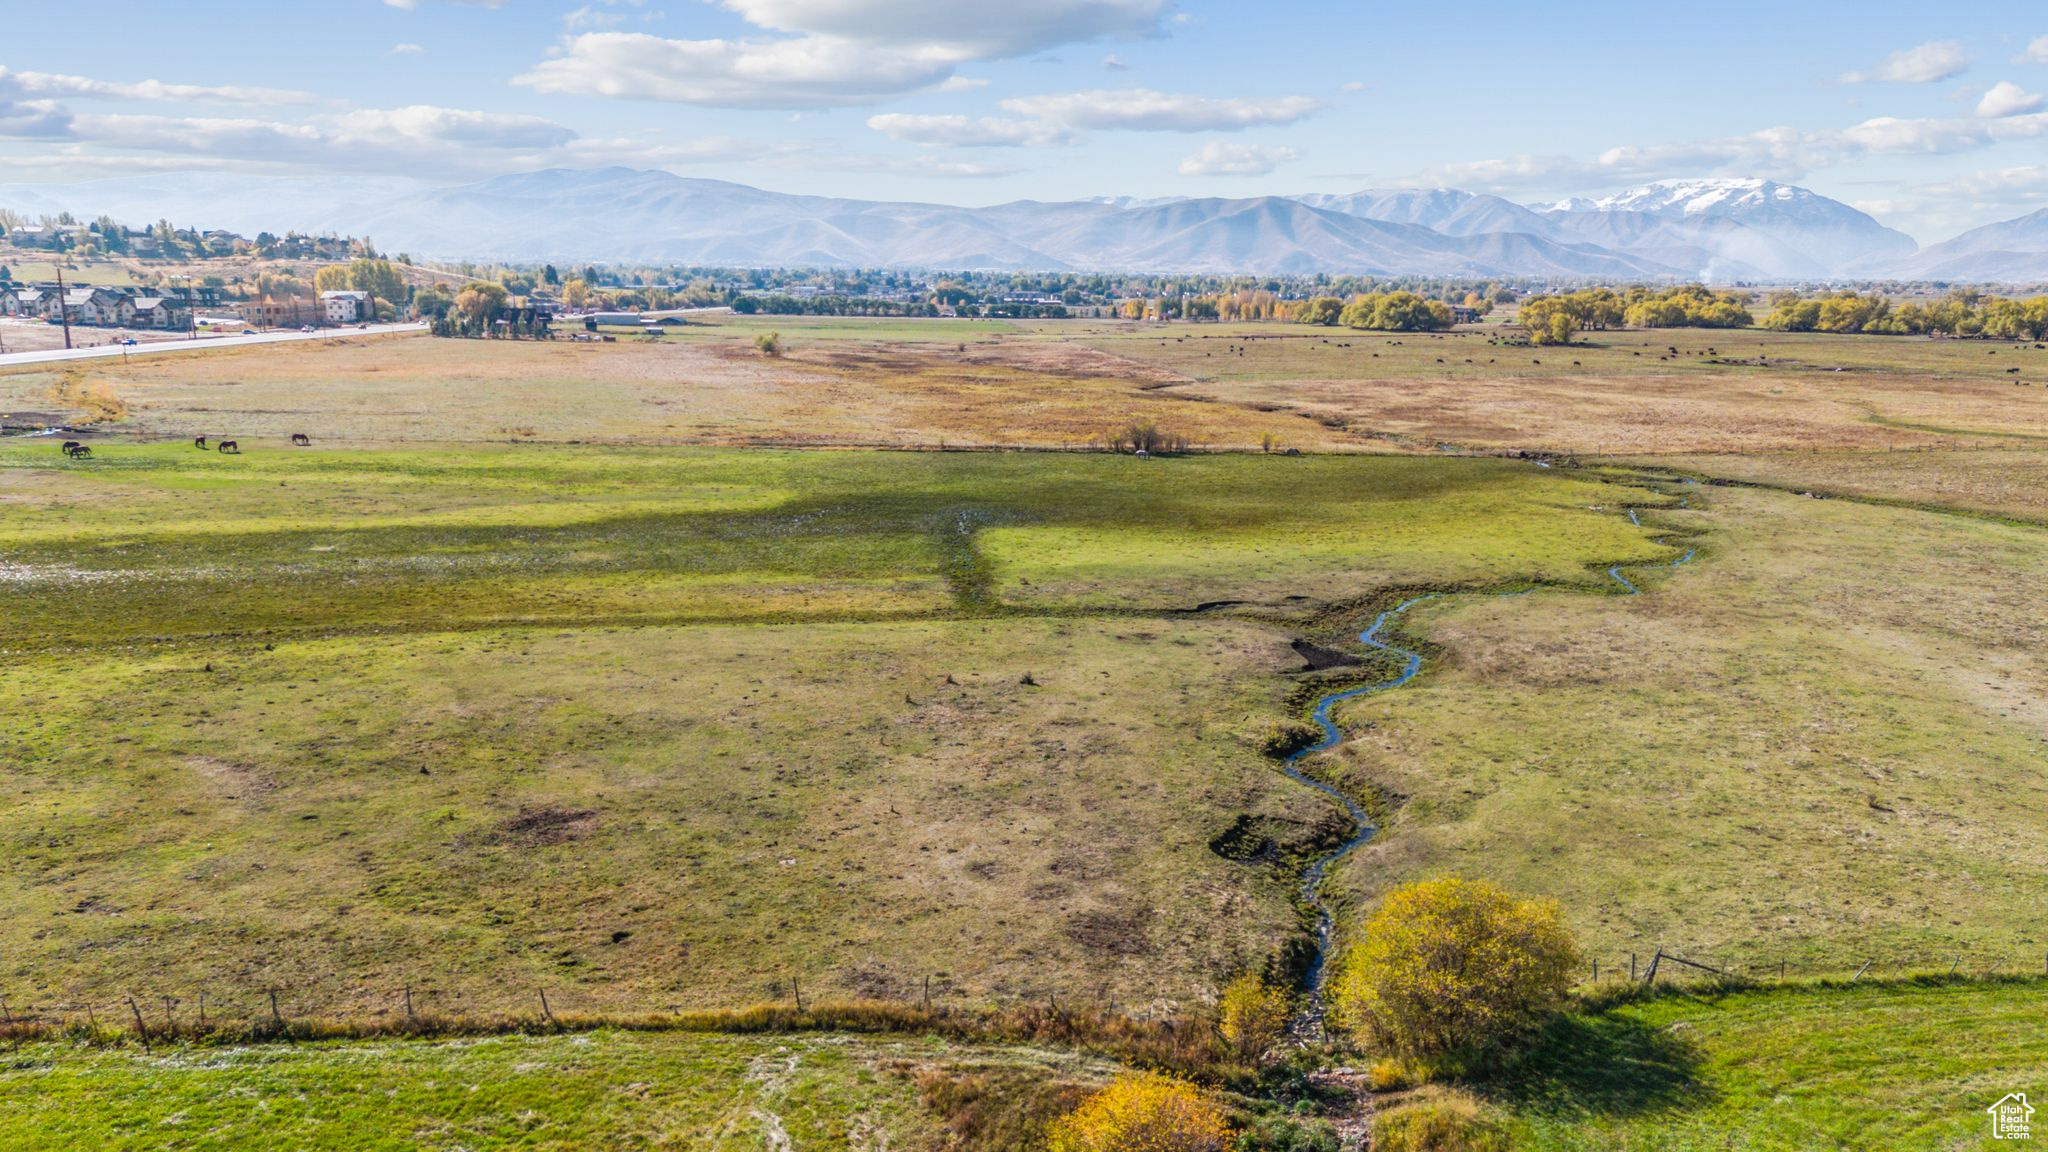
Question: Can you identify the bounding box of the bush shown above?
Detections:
[1330,878,1578,1061]
[1260,721,1321,759]
[755,331,782,355]
[1370,1088,1509,1152]
[1048,1072,1231,1152]
[1217,972,1291,1064]
[1233,1113,1342,1152]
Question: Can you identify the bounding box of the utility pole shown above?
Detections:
[54,265,73,350]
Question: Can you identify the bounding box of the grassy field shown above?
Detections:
[1486,978,2048,1150]
[5,977,2039,1150]
[1073,323,2048,454]
[7,315,2048,1145]
[1642,447,2048,523]
[15,318,2048,456]
[0,444,1664,1016]
[0,326,1353,450]
[1315,481,2048,971]
[0,1029,1113,1151]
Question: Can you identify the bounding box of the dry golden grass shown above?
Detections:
[0,325,1355,451]
[1640,447,2048,523]
[1072,324,2048,455]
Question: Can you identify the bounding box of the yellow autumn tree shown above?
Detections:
[1047,1073,1230,1152]
[1331,878,1578,1060]
[1216,971,1291,1064]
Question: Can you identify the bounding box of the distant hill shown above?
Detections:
[7,167,2046,281]
[1873,208,2048,283]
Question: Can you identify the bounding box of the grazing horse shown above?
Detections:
[60,440,81,453]
[290,433,311,447]
[217,440,240,455]
[194,435,208,450]
[64,444,92,459]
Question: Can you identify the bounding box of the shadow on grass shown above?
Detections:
[1479,1007,1712,1119]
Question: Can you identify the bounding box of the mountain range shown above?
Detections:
[3,168,2043,283]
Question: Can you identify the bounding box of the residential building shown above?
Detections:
[130,297,190,330]
[239,297,315,328]
[321,290,373,324]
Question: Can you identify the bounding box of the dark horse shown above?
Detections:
[64,444,92,459]
[194,435,208,450]
[291,433,311,447]
[217,440,240,454]
[60,440,81,453]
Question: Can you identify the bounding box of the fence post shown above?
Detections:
[791,976,803,1014]
[1629,952,1637,981]
[539,989,557,1026]
[404,986,415,1019]
[198,993,207,1029]
[1851,960,1872,982]
[922,975,931,1013]
[269,989,283,1027]
[126,996,151,1051]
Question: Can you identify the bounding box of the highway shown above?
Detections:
[0,322,427,368]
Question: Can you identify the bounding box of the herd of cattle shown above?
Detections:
[60,433,312,459]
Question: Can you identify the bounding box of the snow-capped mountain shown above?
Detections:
[1291,189,1557,238]
[1527,179,1919,279]
[9,167,2047,280]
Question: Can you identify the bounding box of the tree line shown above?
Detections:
[1763,289,2048,339]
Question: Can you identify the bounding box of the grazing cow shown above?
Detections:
[291,433,311,447]
[194,435,208,450]
[217,440,240,454]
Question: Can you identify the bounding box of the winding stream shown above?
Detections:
[1284,495,1698,1011]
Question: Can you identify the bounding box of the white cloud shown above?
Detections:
[0,97,73,138]
[0,66,317,106]
[1177,140,1298,177]
[1412,108,2048,197]
[2017,34,2048,64]
[1839,111,2048,153]
[1841,40,1970,84]
[999,88,1317,131]
[1978,80,2045,118]
[717,0,1169,57]
[516,0,1173,108]
[390,43,425,55]
[2,103,579,178]
[867,113,1072,147]
[1101,54,1132,72]
[517,32,960,108]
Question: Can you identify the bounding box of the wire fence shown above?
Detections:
[3,949,2044,1053]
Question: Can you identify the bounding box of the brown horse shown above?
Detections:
[194,435,208,450]
[60,440,81,453]
[291,433,311,447]
[217,440,240,454]
[64,444,92,459]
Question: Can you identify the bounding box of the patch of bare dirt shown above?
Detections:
[497,805,599,845]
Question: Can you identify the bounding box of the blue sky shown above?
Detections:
[4,0,2048,240]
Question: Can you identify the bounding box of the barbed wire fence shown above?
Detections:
[3,949,2045,1051]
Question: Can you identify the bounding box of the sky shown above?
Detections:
[4,0,2048,242]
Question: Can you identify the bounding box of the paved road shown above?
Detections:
[0,323,427,368]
